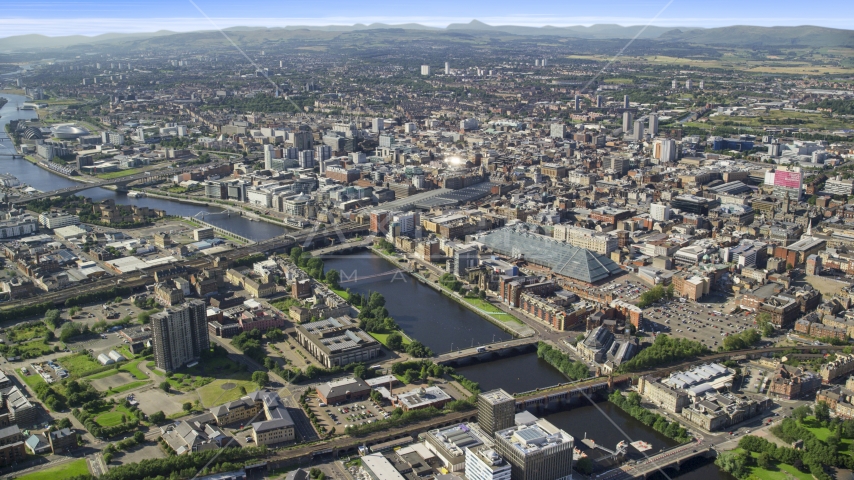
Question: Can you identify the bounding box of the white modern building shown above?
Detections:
[650,203,671,222]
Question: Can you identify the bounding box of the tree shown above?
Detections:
[182,402,192,412]
[114,296,123,304]
[325,269,340,289]
[138,312,151,324]
[103,452,114,464]
[815,401,831,423]
[239,386,247,395]
[252,371,269,387]
[133,431,145,443]
[575,456,593,475]
[289,246,303,264]
[386,332,404,351]
[757,452,771,469]
[792,405,812,422]
[149,411,166,423]
[352,364,366,379]
[44,309,62,329]
[405,341,432,358]
[265,328,285,342]
[160,382,170,392]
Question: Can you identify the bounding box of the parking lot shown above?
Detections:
[307,395,389,433]
[600,277,651,302]
[643,296,766,351]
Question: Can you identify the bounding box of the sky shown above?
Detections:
[1,0,854,37]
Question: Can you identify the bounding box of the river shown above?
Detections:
[455,352,569,394]
[0,93,283,240]
[322,252,512,353]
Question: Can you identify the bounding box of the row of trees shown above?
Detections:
[536,342,591,381]
[289,246,325,280]
[616,335,709,373]
[65,286,132,308]
[609,391,690,442]
[0,301,53,325]
[91,446,268,480]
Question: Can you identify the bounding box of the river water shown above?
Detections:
[455,352,569,394]
[0,93,283,240]
[322,252,512,353]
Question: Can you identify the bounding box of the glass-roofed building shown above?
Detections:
[477,223,623,285]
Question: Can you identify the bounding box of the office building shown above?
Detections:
[650,203,671,222]
[292,127,313,151]
[453,247,479,277]
[38,212,80,229]
[824,176,854,196]
[371,118,384,133]
[672,79,678,89]
[295,316,381,368]
[772,166,803,201]
[477,389,516,436]
[298,150,314,169]
[314,144,332,162]
[466,444,512,480]
[421,65,431,75]
[151,300,210,372]
[493,418,574,480]
[425,423,486,472]
[672,195,713,215]
[445,62,450,74]
[263,144,274,170]
[649,114,659,135]
[622,111,633,133]
[549,123,566,139]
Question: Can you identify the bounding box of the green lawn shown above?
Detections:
[461,296,523,324]
[17,369,47,390]
[95,168,146,179]
[59,353,103,377]
[119,358,148,380]
[94,404,134,427]
[802,416,854,453]
[196,378,258,407]
[740,450,814,480]
[7,324,50,343]
[109,380,151,394]
[17,340,53,358]
[330,286,350,300]
[370,330,411,348]
[17,459,89,480]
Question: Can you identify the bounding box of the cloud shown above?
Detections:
[1,16,853,37]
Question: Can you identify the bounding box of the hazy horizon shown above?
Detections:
[2,0,854,38]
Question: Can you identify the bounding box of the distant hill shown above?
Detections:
[658,25,854,47]
[2,22,854,52]
[445,20,678,39]
[0,30,177,51]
